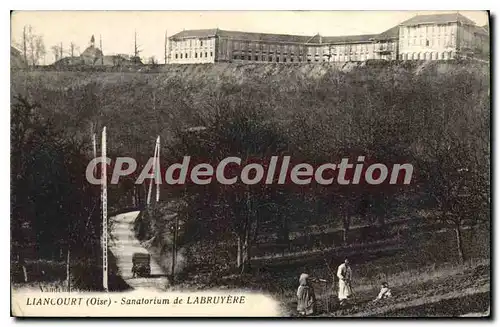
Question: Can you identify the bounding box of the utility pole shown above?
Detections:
[85,124,97,232]
[66,245,70,292]
[171,213,179,283]
[146,136,160,206]
[101,126,108,292]
[156,136,160,203]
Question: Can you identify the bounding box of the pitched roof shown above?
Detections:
[170,28,315,44]
[374,25,400,40]
[171,28,381,44]
[11,46,22,56]
[218,29,313,43]
[81,45,103,58]
[169,13,482,46]
[472,25,489,36]
[11,46,27,68]
[399,13,477,26]
[322,34,378,44]
[169,29,219,40]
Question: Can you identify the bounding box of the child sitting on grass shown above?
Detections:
[373,282,392,302]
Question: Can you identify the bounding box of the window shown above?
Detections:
[195,53,198,58]
[175,54,178,59]
[180,54,183,59]
[185,53,188,58]
[200,40,203,47]
[426,39,429,46]
[255,55,259,61]
[210,52,213,57]
[290,58,294,62]
[205,52,208,58]
[283,58,287,62]
[276,57,280,62]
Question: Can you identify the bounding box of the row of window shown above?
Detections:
[172,39,212,48]
[233,54,318,62]
[232,54,372,62]
[227,42,379,53]
[401,24,455,36]
[174,51,214,59]
[230,47,384,58]
[401,34,455,39]
[228,41,306,52]
[401,37,455,47]
[400,51,455,60]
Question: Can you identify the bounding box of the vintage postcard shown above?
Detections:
[10,10,491,318]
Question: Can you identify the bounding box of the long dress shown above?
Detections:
[297,274,316,315]
[336,263,352,301]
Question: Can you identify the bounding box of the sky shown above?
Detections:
[10,11,489,64]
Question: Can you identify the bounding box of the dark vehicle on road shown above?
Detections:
[131,252,151,278]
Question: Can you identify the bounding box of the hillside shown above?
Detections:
[10,61,490,303]
[10,60,489,156]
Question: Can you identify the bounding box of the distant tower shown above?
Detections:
[90,35,95,47]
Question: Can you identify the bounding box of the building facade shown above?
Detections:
[398,13,489,61]
[168,13,488,65]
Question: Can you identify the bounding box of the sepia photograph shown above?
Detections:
[9,10,491,318]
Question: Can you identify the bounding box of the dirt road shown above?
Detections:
[109,211,170,291]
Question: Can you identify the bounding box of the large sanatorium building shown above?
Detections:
[167,13,489,64]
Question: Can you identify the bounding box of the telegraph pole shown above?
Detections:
[156,136,161,203]
[171,213,179,283]
[66,246,71,292]
[146,139,157,206]
[101,127,108,291]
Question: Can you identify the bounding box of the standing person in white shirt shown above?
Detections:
[337,258,353,306]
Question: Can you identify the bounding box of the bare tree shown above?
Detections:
[19,25,46,66]
[69,42,80,57]
[51,44,62,62]
[134,30,142,57]
[148,56,158,65]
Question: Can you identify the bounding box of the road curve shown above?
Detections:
[109,211,170,291]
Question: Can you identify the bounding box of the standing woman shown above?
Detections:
[337,258,353,306]
[297,273,316,316]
